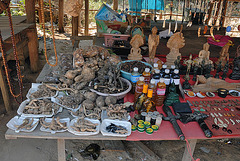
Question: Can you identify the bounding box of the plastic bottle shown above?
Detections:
[135,83,148,113]
[155,78,166,106]
[152,63,159,74]
[131,67,140,93]
[163,69,171,86]
[152,69,161,85]
[148,79,156,99]
[134,76,145,102]
[172,69,180,93]
[160,64,167,77]
[170,65,176,76]
[142,68,151,84]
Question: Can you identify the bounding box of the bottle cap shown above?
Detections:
[171,65,176,69]
[142,84,148,93]
[153,63,158,68]
[150,79,156,84]
[145,68,150,72]
[162,64,167,69]
[139,76,144,81]
[133,67,138,72]
[155,69,160,73]
[165,69,170,73]
[174,69,179,74]
[160,78,165,83]
[147,89,153,98]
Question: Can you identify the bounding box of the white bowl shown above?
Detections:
[89,77,132,100]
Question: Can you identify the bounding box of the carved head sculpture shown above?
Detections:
[130,34,144,48]
[151,26,158,35]
[167,32,185,49]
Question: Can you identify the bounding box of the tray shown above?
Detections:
[100,119,131,137]
[68,118,100,136]
[26,83,58,100]
[51,94,81,111]
[40,118,70,134]
[6,116,39,133]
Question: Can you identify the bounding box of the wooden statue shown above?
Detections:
[148,26,159,64]
[128,34,144,61]
[216,41,232,67]
[194,43,213,66]
[165,32,185,67]
[183,54,193,76]
[192,75,240,93]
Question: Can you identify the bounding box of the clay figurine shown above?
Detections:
[128,34,144,61]
[221,60,229,80]
[214,60,222,79]
[192,75,240,93]
[165,32,185,67]
[148,26,160,64]
[174,56,181,69]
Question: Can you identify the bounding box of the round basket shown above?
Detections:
[117,60,152,81]
[89,77,132,100]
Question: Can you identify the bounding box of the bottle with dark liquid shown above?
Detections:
[142,89,156,113]
[155,78,166,106]
[172,69,180,93]
[135,84,148,114]
[164,69,171,95]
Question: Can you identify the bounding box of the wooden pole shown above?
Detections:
[85,0,89,36]
[113,0,118,11]
[72,16,78,45]
[58,0,64,33]
[57,139,66,161]
[25,0,39,72]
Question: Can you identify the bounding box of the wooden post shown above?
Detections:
[72,16,78,45]
[58,0,64,33]
[182,139,197,161]
[25,0,39,72]
[0,62,11,112]
[85,0,89,36]
[57,139,66,161]
[113,0,118,11]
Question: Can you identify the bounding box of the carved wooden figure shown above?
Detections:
[165,32,185,67]
[216,41,232,67]
[128,34,144,61]
[195,43,213,66]
[148,26,159,64]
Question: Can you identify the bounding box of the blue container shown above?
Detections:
[117,60,153,81]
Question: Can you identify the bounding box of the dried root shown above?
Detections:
[23,99,53,115]
[57,95,83,109]
[71,118,97,132]
[106,104,128,120]
[14,118,38,131]
[29,84,57,99]
[40,117,67,131]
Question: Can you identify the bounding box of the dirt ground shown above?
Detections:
[0,31,240,161]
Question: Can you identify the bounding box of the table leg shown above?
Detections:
[0,63,11,112]
[182,139,197,161]
[57,139,66,161]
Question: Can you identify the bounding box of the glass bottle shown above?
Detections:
[131,67,140,93]
[155,78,166,106]
[160,64,167,77]
[142,68,151,84]
[172,69,180,93]
[152,69,161,85]
[134,76,145,102]
[148,79,156,99]
[170,65,176,76]
[164,69,171,95]
[152,63,159,74]
[142,89,156,113]
[135,84,148,113]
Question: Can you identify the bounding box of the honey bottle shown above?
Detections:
[135,84,148,113]
[142,68,151,84]
[155,78,166,106]
[142,89,156,113]
[134,76,145,102]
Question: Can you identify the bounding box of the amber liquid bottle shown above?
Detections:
[142,89,156,113]
[142,68,151,84]
[155,78,166,106]
[134,76,145,103]
[135,84,148,113]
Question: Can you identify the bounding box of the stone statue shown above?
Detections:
[183,54,193,76]
[204,63,213,79]
[148,26,159,64]
[174,56,181,69]
[230,46,240,80]
[192,63,199,81]
[194,43,213,66]
[164,82,180,106]
[193,75,240,92]
[214,60,222,79]
[221,60,229,80]
[165,32,185,67]
[182,75,192,89]
[128,34,144,61]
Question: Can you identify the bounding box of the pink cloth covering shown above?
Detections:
[207,35,233,47]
